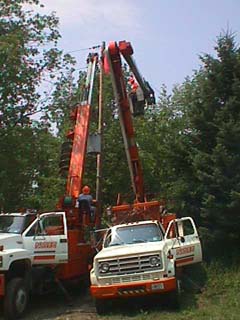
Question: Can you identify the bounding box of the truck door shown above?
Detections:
[164,217,202,267]
[22,212,68,265]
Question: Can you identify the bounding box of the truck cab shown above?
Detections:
[0,211,69,319]
[90,217,202,314]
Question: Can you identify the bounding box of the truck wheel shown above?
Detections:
[95,298,109,315]
[4,278,29,320]
[167,289,180,310]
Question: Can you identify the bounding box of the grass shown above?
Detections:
[100,262,240,320]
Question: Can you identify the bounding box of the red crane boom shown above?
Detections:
[66,53,98,200]
[105,41,155,202]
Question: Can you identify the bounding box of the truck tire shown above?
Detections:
[163,276,181,310]
[95,298,109,315]
[166,289,180,310]
[4,278,29,320]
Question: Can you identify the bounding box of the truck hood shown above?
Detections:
[95,241,165,261]
[0,233,23,250]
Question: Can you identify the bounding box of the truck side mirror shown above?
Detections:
[178,236,185,243]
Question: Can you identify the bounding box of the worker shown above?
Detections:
[128,75,138,93]
[78,185,96,222]
[128,75,144,116]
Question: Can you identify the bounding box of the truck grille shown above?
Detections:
[111,273,151,284]
[98,253,162,276]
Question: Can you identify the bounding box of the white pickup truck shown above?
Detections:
[90,217,202,314]
[0,211,69,320]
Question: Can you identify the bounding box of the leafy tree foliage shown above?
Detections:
[135,87,189,204]
[2,3,240,261]
[0,0,74,127]
[121,33,240,255]
[101,77,132,204]
[168,33,240,250]
[0,0,74,211]
[0,124,63,211]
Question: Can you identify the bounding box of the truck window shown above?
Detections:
[25,215,64,237]
[0,215,27,234]
[104,223,163,247]
[166,218,196,239]
[25,220,42,237]
[41,215,64,235]
[178,219,195,236]
[22,215,36,232]
[103,229,112,247]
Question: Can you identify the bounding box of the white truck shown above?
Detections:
[0,211,69,319]
[90,41,203,314]
[90,216,202,314]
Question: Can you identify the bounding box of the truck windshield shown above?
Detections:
[105,223,163,247]
[0,215,31,234]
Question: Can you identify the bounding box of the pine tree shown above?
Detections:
[176,33,240,250]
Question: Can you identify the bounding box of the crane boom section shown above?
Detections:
[66,53,98,198]
[106,42,144,202]
[66,104,91,198]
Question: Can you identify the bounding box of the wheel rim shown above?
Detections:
[15,288,27,314]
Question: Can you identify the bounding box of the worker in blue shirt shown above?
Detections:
[78,185,95,222]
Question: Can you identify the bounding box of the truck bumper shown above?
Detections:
[0,274,5,296]
[91,277,176,299]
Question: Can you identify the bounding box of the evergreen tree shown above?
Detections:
[174,33,240,249]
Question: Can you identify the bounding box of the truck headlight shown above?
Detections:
[99,262,110,273]
[149,256,161,267]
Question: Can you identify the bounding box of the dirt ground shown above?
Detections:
[0,290,98,320]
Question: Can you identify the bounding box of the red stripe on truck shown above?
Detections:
[176,256,194,265]
[34,255,55,261]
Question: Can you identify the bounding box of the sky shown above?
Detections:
[39,0,240,95]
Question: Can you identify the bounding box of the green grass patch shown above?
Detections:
[100,262,240,320]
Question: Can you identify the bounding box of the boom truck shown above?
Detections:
[0,40,202,319]
[90,41,202,314]
[0,51,101,319]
